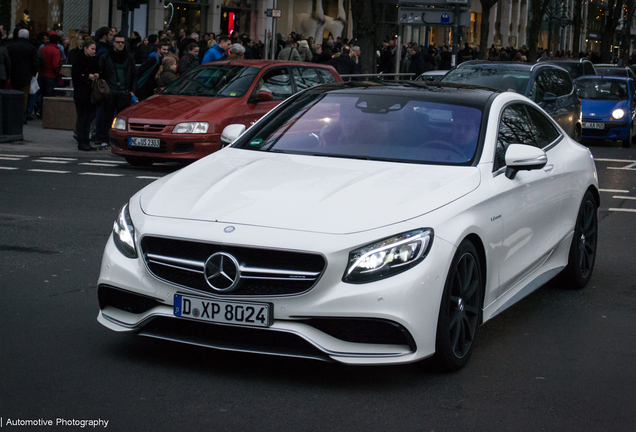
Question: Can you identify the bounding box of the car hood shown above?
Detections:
[140,149,481,234]
[582,99,629,119]
[120,95,238,123]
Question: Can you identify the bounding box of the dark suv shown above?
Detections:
[537,58,597,80]
[440,61,582,141]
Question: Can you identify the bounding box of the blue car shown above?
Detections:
[575,75,636,148]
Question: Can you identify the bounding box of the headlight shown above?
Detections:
[344,229,433,283]
[612,109,625,119]
[112,203,137,258]
[112,117,126,130]
[172,122,209,134]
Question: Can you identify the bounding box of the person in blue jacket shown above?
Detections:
[202,36,231,63]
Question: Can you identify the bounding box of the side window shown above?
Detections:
[293,67,322,91]
[525,105,561,148]
[530,72,548,103]
[545,70,563,96]
[259,68,293,101]
[558,71,572,95]
[316,68,337,84]
[584,62,596,76]
[495,104,536,171]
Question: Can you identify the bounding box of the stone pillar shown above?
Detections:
[91,0,110,32]
[509,0,519,47]
[146,0,164,36]
[519,0,528,47]
[499,0,512,48]
[489,5,498,47]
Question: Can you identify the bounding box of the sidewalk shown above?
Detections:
[0,120,107,155]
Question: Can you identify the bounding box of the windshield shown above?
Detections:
[234,93,483,165]
[441,67,531,94]
[575,79,629,101]
[162,65,259,97]
[595,67,628,77]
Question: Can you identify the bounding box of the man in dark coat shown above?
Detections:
[327,47,356,75]
[135,34,158,64]
[8,28,38,121]
[408,45,426,78]
[136,42,169,100]
[95,33,137,149]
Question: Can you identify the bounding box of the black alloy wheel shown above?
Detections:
[429,240,483,372]
[561,190,598,289]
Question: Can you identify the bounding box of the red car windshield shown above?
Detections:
[162,65,259,97]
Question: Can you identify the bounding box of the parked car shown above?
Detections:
[415,70,449,83]
[537,58,597,80]
[575,75,636,147]
[109,60,342,166]
[440,61,582,141]
[593,64,636,79]
[98,82,599,371]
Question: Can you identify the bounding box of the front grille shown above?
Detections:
[140,236,326,297]
[129,123,168,133]
[583,129,610,137]
[139,317,331,362]
[98,285,163,314]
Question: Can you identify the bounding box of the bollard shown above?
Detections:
[0,89,25,142]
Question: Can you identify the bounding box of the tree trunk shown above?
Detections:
[527,0,553,62]
[572,0,583,57]
[621,2,635,65]
[600,0,624,63]
[350,0,379,74]
[478,0,499,60]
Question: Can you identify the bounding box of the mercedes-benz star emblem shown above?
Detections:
[204,252,240,292]
[224,226,235,233]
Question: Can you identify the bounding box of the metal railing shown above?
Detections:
[53,64,73,95]
[339,73,416,81]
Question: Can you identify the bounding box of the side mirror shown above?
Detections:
[256,90,274,102]
[542,92,558,105]
[220,124,246,148]
[505,144,548,180]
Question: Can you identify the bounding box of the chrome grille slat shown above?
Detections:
[141,236,326,297]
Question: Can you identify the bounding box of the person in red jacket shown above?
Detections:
[40,32,61,100]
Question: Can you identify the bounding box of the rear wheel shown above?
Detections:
[560,190,598,289]
[428,240,483,372]
[125,157,154,167]
[572,125,582,143]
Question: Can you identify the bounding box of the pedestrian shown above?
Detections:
[155,56,178,92]
[408,45,426,78]
[94,27,112,58]
[95,33,136,150]
[8,28,38,123]
[242,38,254,59]
[40,32,62,99]
[297,40,312,62]
[136,42,169,100]
[327,47,355,75]
[202,35,231,63]
[226,44,245,60]
[72,40,99,151]
[177,43,200,75]
[136,34,158,64]
[0,43,10,89]
[277,39,302,61]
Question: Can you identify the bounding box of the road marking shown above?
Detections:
[79,172,124,177]
[0,167,19,170]
[613,196,636,200]
[34,159,70,164]
[594,158,636,163]
[0,154,28,158]
[0,156,22,161]
[39,157,77,161]
[28,169,70,174]
[90,159,126,164]
[136,176,162,179]
[600,189,630,193]
[79,163,121,167]
[609,208,636,213]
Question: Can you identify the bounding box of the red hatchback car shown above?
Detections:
[110,60,342,166]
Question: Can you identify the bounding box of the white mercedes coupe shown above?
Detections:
[97,82,599,370]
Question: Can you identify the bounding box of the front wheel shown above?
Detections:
[560,190,598,289]
[622,123,633,148]
[428,240,483,372]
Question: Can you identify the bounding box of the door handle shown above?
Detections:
[543,164,554,172]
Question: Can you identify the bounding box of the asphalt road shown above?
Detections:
[0,143,635,432]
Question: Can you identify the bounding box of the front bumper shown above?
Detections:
[581,120,629,141]
[97,216,455,365]
[109,128,222,161]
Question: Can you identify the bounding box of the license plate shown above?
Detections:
[129,137,161,148]
[583,122,605,130]
[174,294,271,328]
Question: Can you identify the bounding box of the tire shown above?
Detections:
[622,123,632,148]
[125,157,154,167]
[572,125,582,143]
[560,190,598,289]
[428,240,483,372]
